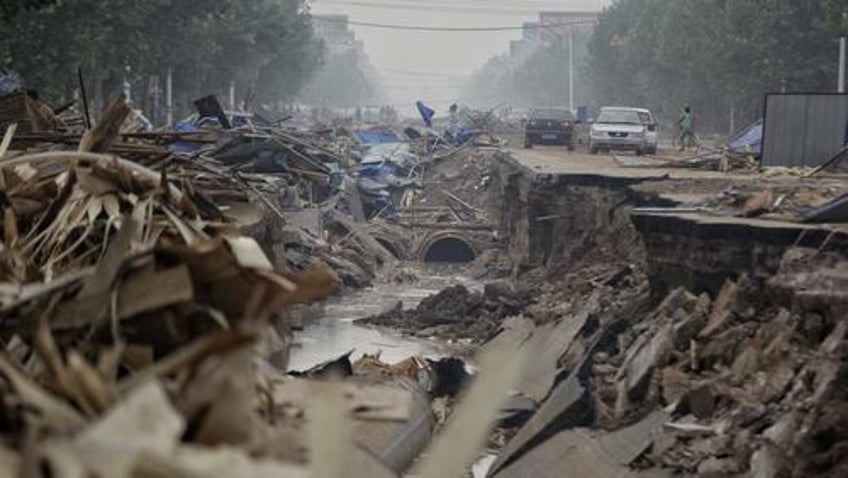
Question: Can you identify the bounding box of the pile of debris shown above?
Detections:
[1,93,412,292]
[0,120,354,474]
[634,178,848,224]
[357,282,528,343]
[479,248,847,477]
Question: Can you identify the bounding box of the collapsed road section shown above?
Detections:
[465,149,848,477]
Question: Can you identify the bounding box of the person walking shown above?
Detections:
[678,105,695,152]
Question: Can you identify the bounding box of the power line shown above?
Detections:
[312,16,598,32]
[317,0,564,16]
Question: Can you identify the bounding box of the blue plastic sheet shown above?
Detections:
[0,74,20,96]
[169,119,202,153]
[352,129,399,145]
[358,162,398,179]
[416,101,435,127]
[730,118,763,155]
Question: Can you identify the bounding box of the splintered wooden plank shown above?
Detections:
[79,94,131,153]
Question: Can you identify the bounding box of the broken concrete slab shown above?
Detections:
[660,367,690,405]
[517,292,598,403]
[681,384,717,420]
[822,319,848,354]
[495,428,634,478]
[597,409,672,466]
[621,324,674,400]
[696,456,742,476]
[762,410,800,450]
[672,294,710,350]
[661,420,718,437]
[753,361,796,404]
[495,424,675,478]
[656,288,700,316]
[749,443,784,478]
[699,279,738,338]
[479,316,535,358]
[487,374,588,475]
[731,344,762,379]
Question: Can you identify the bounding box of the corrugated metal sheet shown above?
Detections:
[762,94,848,167]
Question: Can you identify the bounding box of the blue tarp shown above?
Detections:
[416,101,435,127]
[352,128,399,145]
[0,73,20,96]
[358,161,398,179]
[730,118,763,156]
[169,119,202,153]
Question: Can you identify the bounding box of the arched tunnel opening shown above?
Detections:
[422,237,477,263]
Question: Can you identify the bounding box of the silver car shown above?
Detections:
[589,107,658,155]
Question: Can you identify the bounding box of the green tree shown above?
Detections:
[0,0,322,119]
[586,0,841,133]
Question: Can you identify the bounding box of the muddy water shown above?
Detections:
[288,264,481,371]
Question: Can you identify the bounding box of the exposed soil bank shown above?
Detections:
[489,153,654,275]
[490,151,848,299]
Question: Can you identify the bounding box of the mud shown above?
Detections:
[356,281,528,342]
[288,263,479,369]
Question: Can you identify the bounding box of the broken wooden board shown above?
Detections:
[79,94,132,153]
[0,92,54,133]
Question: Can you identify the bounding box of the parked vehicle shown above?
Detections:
[589,107,658,155]
[524,107,575,150]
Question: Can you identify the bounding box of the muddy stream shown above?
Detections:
[288,263,480,371]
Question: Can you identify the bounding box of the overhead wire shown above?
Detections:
[312,16,598,32]
[315,0,566,16]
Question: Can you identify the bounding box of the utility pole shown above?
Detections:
[123,64,132,104]
[839,36,846,93]
[165,68,173,127]
[729,101,735,136]
[568,30,574,113]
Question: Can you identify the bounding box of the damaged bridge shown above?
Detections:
[369,214,496,264]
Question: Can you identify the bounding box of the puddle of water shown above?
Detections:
[288,264,480,371]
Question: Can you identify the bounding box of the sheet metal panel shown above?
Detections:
[762,94,848,168]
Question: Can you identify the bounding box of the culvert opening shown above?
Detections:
[423,237,476,263]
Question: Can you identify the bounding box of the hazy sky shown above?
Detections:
[310,0,611,111]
